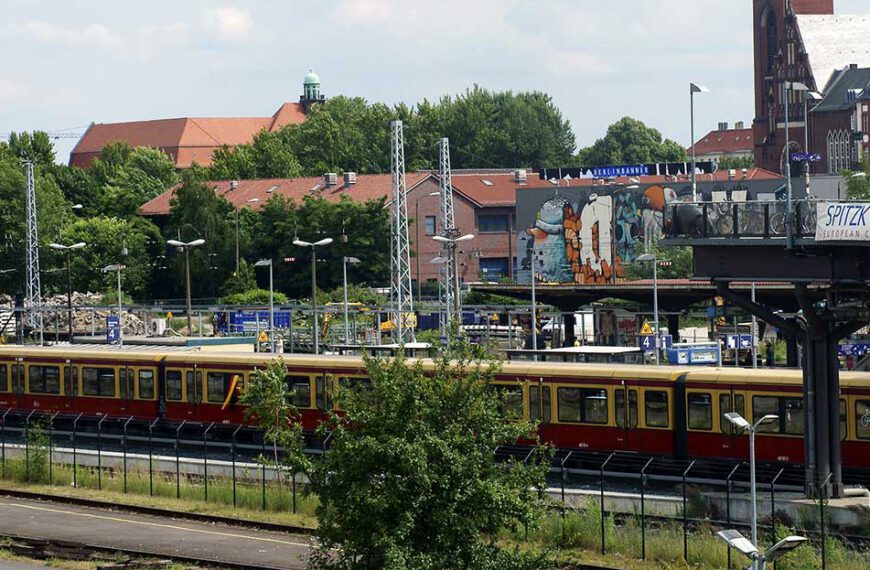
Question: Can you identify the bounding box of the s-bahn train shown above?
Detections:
[1,345,869,471]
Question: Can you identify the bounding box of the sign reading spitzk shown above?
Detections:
[815,202,870,241]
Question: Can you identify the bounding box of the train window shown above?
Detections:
[0,364,7,392]
[615,389,638,429]
[784,398,804,435]
[315,376,332,411]
[720,394,746,435]
[856,400,870,440]
[28,365,61,395]
[82,367,116,397]
[186,371,203,404]
[138,370,155,400]
[490,385,523,419]
[840,399,847,441]
[529,385,551,424]
[557,387,608,424]
[64,366,78,398]
[752,396,780,433]
[166,370,183,401]
[688,393,713,430]
[120,368,135,400]
[11,365,23,394]
[207,372,234,403]
[644,391,669,428]
[285,376,311,408]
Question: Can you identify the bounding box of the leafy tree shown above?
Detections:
[6,131,56,166]
[163,168,236,299]
[716,156,755,171]
[220,288,289,306]
[87,143,179,218]
[845,157,870,199]
[57,216,155,298]
[222,259,257,296]
[621,242,693,280]
[239,358,309,482]
[576,117,686,166]
[309,341,550,570]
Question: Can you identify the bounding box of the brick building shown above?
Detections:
[688,121,753,164]
[70,71,324,169]
[752,0,870,175]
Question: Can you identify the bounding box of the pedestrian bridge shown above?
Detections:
[663,199,821,243]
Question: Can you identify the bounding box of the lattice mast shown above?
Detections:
[24,160,42,329]
[438,138,457,326]
[390,120,415,343]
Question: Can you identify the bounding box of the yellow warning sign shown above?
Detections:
[640,320,654,335]
[257,330,270,343]
[166,311,173,319]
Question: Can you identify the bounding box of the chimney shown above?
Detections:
[230,180,238,190]
[728,169,736,180]
[718,122,729,131]
[791,0,834,16]
[735,121,745,130]
[344,172,357,186]
[514,169,527,183]
[324,172,338,187]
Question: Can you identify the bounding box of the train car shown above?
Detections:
[2,346,870,472]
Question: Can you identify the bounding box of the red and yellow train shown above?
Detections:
[1,346,870,470]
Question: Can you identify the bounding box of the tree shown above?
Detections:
[87,143,179,218]
[6,131,56,166]
[845,157,870,199]
[576,117,686,166]
[221,259,257,296]
[717,156,755,171]
[239,358,309,482]
[621,242,693,280]
[309,342,550,570]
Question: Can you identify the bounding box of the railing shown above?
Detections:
[664,199,819,240]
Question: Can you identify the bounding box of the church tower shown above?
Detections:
[752,0,834,173]
[300,70,326,114]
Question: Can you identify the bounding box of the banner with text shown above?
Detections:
[815,202,870,241]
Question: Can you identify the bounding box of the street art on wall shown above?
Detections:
[516,179,790,285]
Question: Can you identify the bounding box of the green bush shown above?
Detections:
[221,288,289,306]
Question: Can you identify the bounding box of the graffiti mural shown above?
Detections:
[516,178,790,284]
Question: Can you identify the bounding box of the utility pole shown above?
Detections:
[24,161,42,344]
[390,121,415,344]
[438,138,457,332]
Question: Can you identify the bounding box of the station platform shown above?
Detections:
[0,495,311,569]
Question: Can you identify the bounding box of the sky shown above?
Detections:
[2,0,870,165]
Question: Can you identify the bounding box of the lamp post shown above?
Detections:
[342,256,361,344]
[783,81,809,249]
[803,90,824,197]
[724,412,779,568]
[102,263,125,348]
[49,242,86,341]
[167,238,205,335]
[235,198,260,273]
[415,191,441,302]
[636,253,660,365]
[716,529,807,570]
[293,237,333,354]
[432,233,474,326]
[253,259,274,352]
[690,83,709,202]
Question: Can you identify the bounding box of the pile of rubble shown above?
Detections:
[0,292,145,335]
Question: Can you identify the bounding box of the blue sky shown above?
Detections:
[2,0,869,164]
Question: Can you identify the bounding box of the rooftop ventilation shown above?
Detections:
[718,122,729,131]
[324,172,338,187]
[481,179,494,186]
[267,185,279,194]
[230,180,238,190]
[735,121,745,129]
[344,172,357,186]
[514,169,527,183]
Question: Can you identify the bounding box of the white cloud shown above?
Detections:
[203,7,254,44]
[20,20,124,49]
[332,0,392,25]
[547,51,612,76]
[139,22,189,60]
[0,79,27,104]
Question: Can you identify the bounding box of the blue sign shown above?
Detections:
[791,152,822,163]
[839,343,870,357]
[668,345,721,365]
[639,334,673,352]
[218,311,291,334]
[725,334,754,350]
[106,316,121,344]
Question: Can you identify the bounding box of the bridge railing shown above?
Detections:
[664,199,819,240]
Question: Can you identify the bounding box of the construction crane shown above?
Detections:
[1,126,87,142]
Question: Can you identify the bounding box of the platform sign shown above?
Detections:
[106,316,121,344]
[839,343,870,357]
[638,334,672,352]
[640,321,654,336]
[725,334,754,350]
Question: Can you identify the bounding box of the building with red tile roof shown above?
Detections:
[688,122,754,163]
[69,72,324,169]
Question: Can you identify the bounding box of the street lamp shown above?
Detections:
[415,191,441,302]
[432,233,474,325]
[254,259,274,352]
[167,238,205,335]
[716,529,807,570]
[102,263,125,348]
[636,253,660,365]
[690,83,709,202]
[71,204,83,211]
[235,198,260,273]
[342,256,361,344]
[784,81,809,250]
[49,241,86,341]
[293,237,333,354]
[724,411,779,566]
[803,90,823,197]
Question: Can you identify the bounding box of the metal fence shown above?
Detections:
[665,200,819,240]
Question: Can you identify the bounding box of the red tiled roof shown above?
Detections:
[139,172,433,216]
[70,103,308,169]
[688,128,754,156]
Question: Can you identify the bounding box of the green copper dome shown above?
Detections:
[304,70,320,85]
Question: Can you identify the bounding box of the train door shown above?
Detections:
[614,380,639,451]
[119,366,135,413]
[718,388,747,459]
[11,359,24,405]
[186,366,202,416]
[63,362,78,410]
[529,379,553,443]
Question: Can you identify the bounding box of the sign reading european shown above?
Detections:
[816,202,870,242]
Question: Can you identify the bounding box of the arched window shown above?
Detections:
[828,130,851,173]
[766,12,778,71]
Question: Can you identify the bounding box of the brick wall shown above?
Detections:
[791,0,834,15]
